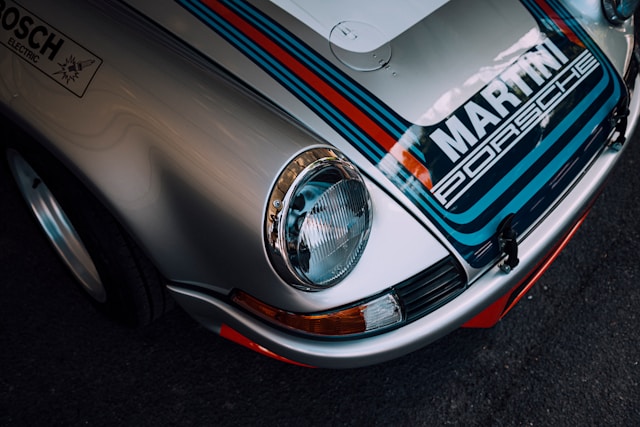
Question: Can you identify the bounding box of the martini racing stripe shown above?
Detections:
[530,0,584,47]
[176,0,625,267]
[432,49,599,208]
[178,0,433,188]
[229,0,410,137]
[178,0,387,163]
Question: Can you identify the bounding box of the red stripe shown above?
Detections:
[220,324,315,367]
[201,0,433,189]
[463,207,589,328]
[534,0,584,47]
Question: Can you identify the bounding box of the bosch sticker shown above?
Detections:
[0,0,102,97]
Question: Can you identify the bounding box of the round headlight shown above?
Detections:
[265,148,372,290]
[602,0,639,25]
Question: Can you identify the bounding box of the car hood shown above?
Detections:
[123,0,627,268]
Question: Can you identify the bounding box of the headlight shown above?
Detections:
[602,0,639,25]
[265,148,372,290]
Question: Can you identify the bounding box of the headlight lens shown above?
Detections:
[265,148,372,290]
[602,0,639,25]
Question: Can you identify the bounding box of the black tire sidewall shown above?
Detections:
[4,132,162,327]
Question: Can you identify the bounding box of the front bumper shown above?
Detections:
[167,67,640,368]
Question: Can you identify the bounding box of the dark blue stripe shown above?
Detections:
[176,0,625,266]
[226,0,410,138]
[179,0,387,162]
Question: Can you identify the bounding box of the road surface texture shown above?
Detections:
[1,131,639,425]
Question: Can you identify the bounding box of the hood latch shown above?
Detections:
[498,214,519,274]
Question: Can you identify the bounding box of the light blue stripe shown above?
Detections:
[180,0,624,253]
[182,0,386,161]
[227,0,409,136]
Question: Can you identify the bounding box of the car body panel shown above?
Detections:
[124,0,635,269]
[1,0,638,367]
[0,0,450,312]
[170,0,629,269]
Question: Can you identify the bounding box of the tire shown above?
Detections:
[4,126,173,327]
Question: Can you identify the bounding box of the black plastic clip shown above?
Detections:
[609,109,629,151]
[498,214,519,274]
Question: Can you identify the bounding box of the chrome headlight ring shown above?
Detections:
[265,148,372,291]
[602,0,639,25]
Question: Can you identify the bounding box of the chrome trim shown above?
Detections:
[265,147,372,290]
[602,0,639,25]
[6,149,106,303]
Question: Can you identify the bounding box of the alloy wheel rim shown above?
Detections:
[6,149,107,303]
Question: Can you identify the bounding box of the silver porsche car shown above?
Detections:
[1,0,638,368]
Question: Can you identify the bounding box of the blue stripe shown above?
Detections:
[223,0,428,165]
[226,0,410,137]
[180,0,387,162]
[177,0,624,262]
[375,5,623,246]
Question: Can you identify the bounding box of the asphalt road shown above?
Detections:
[1,132,639,426]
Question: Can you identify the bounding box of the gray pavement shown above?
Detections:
[1,132,639,426]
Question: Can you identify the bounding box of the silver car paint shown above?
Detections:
[1,0,637,367]
[0,0,449,313]
[123,0,636,272]
[170,84,640,368]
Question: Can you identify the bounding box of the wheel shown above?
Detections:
[4,129,172,327]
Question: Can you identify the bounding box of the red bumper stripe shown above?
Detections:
[219,324,315,368]
[463,208,589,328]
